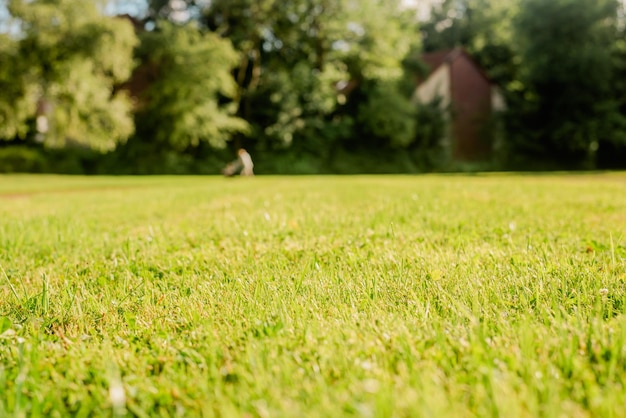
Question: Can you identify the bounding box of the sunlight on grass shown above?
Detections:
[1,174,625,417]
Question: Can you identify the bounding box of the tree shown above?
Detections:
[356,80,417,148]
[202,0,420,149]
[420,0,473,52]
[133,21,249,150]
[144,0,424,172]
[507,0,626,166]
[420,0,519,86]
[1,0,138,151]
[0,33,31,140]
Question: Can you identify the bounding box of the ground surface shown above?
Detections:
[1,173,625,417]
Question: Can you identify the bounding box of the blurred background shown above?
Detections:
[1,0,625,174]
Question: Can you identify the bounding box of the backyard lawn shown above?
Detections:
[1,173,625,417]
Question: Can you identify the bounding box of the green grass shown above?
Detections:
[1,173,625,417]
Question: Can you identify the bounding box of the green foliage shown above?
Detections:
[3,0,138,150]
[0,146,46,173]
[0,35,32,140]
[410,99,449,170]
[134,21,249,150]
[201,0,421,153]
[3,0,626,172]
[340,0,419,81]
[357,81,417,148]
[505,0,626,165]
[421,0,519,86]
[1,174,626,415]
[105,139,233,174]
[421,0,473,51]
[249,60,347,151]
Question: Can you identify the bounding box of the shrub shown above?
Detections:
[0,146,47,173]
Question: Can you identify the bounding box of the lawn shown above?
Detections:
[1,173,625,417]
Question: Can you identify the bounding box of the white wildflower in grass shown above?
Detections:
[363,379,380,393]
[108,372,126,416]
[109,382,126,410]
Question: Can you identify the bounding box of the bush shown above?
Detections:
[408,99,449,171]
[0,146,47,173]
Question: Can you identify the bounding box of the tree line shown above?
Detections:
[1,0,625,174]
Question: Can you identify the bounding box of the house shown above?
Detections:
[414,48,505,162]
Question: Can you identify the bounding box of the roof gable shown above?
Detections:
[421,49,456,73]
[420,48,494,85]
